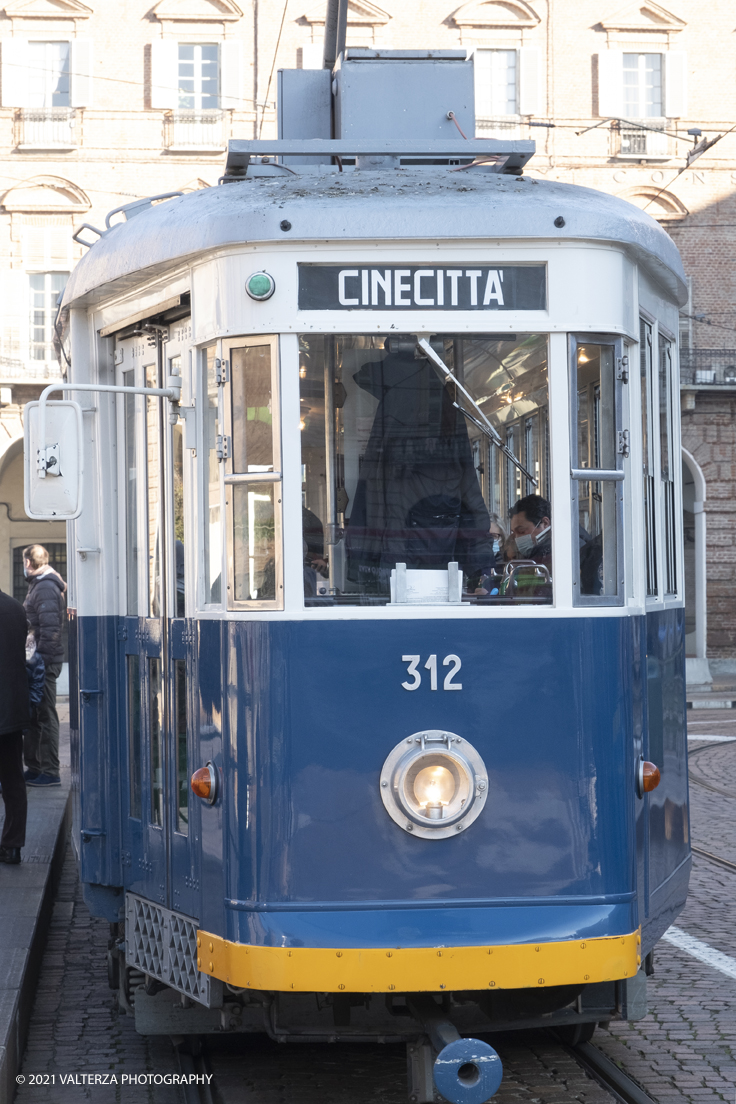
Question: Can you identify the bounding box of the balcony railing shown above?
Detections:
[680,350,736,388]
[165,111,227,151]
[476,116,521,140]
[17,109,76,149]
[613,119,669,159]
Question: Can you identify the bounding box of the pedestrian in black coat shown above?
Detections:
[0,587,30,863]
[22,544,66,787]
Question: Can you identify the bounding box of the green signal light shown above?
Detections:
[246,272,275,301]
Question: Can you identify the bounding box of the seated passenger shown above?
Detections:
[509,494,552,570]
[475,514,509,594]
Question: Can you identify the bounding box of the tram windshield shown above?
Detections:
[299,334,551,607]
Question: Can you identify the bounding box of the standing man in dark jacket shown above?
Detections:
[0,587,30,862]
[23,544,66,787]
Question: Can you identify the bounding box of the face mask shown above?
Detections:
[492,538,502,555]
[23,566,30,578]
[514,533,536,557]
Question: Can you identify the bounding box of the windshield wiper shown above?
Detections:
[415,337,538,488]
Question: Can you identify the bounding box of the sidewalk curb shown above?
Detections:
[0,789,71,1104]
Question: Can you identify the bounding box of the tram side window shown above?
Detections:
[149,657,163,827]
[299,333,551,607]
[640,320,658,597]
[659,335,677,595]
[571,341,622,604]
[123,370,140,616]
[202,346,222,604]
[127,654,142,819]
[170,354,186,618]
[175,658,188,834]
[227,338,281,606]
[145,364,162,617]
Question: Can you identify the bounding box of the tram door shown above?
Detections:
[118,318,200,918]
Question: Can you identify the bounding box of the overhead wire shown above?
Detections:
[258,0,291,138]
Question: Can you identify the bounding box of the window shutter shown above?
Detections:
[2,38,30,107]
[473,49,492,120]
[150,39,178,110]
[70,39,93,107]
[664,51,687,118]
[518,47,541,116]
[220,40,242,109]
[598,50,623,117]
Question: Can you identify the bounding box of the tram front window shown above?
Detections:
[299,333,551,606]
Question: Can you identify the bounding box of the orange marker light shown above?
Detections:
[642,761,661,792]
[191,766,212,800]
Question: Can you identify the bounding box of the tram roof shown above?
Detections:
[62,171,688,310]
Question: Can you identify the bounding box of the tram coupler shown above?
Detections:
[407,995,503,1104]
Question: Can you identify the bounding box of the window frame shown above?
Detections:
[568,333,627,608]
[222,334,284,611]
[177,41,220,112]
[199,343,224,609]
[29,270,69,363]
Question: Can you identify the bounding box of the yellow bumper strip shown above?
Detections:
[196,928,641,993]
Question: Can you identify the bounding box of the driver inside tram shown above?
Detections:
[509,495,552,569]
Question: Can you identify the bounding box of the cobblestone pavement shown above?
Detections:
[15,846,181,1104]
[14,707,736,1103]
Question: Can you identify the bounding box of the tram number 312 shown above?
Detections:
[402,655,462,692]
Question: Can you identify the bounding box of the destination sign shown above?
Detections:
[298,264,546,311]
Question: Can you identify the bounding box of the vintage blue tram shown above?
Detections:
[26,44,689,1104]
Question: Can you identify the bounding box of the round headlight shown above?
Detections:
[380,731,488,839]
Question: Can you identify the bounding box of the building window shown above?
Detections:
[178,43,219,110]
[623,53,662,118]
[476,49,517,116]
[28,41,70,108]
[30,272,68,362]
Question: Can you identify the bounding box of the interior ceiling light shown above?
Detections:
[380,731,488,840]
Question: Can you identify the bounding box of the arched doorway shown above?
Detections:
[682,448,710,686]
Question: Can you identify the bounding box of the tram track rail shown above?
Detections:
[561,1039,656,1104]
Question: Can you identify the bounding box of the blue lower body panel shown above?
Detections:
[74,607,688,964]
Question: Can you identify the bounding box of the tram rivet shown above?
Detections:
[389,984,395,991]
[386,951,393,958]
[440,984,446,989]
[437,951,442,957]
[280,220,292,232]
[538,978,544,984]
[381,781,388,787]
[406,824,414,831]
[197,938,201,948]
[580,942,586,949]
[489,981,495,987]
[209,961,213,971]
[478,781,486,790]
[554,216,566,228]
[487,949,493,955]
[535,946,540,952]
[209,942,214,952]
[584,974,590,981]
[197,957,201,968]
[338,984,345,990]
[456,824,463,831]
[336,951,343,958]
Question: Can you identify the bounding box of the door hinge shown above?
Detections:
[616,355,629,383]
[618,429,630,457]
[216,434,231,461]
[215,358,229,385]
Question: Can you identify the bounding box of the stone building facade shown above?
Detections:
[0,0,733,678]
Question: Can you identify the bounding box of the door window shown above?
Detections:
[145,364,163,617]
[659,335,677,595]
[202,346,222,605]
[640,320,658,596]
[224,336,282,608]
[570,338,625,605]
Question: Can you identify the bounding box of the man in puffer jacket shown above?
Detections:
[23,544,66,787]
